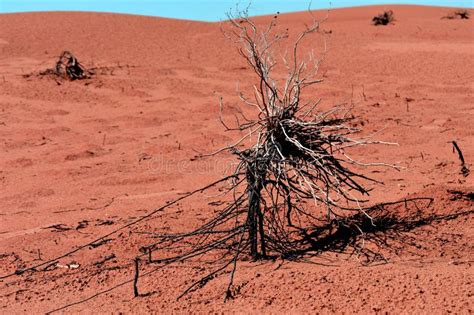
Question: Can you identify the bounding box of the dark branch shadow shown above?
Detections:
[286,195,474,264]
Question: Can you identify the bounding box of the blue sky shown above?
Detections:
[1,1,472,21]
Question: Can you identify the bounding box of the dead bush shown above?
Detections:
[443,10,470,20]
[137,7,399,300]
[372,10,394,26]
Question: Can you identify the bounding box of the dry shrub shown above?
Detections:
[139,7,400,300]
[443,10,470,20]
[372,10,394,26]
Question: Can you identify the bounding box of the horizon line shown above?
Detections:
[1,1,472,22]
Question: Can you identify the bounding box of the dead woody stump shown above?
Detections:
[372,10,394,26]
[55,51,90,80]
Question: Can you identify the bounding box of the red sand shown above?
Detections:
[0,5,473,313]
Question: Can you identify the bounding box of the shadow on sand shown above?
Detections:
[288,191,473,264]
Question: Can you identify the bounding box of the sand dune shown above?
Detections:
[0,5,473,313]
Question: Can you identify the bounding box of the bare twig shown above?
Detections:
[133,257,140,297]
[452,141,470,177]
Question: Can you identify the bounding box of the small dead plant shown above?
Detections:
[54,51,90,80]
[443,10,470,20]
[372,10,394,26]
[23,50,93,82]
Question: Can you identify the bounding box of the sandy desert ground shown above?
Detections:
[0,5,473,313]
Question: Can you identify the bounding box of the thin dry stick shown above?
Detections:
[452,140,470,177]
[133,257,140,297]
[46,264,169,314]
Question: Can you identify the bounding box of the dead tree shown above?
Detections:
[372,10,394,25]
[140,8,398,299]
